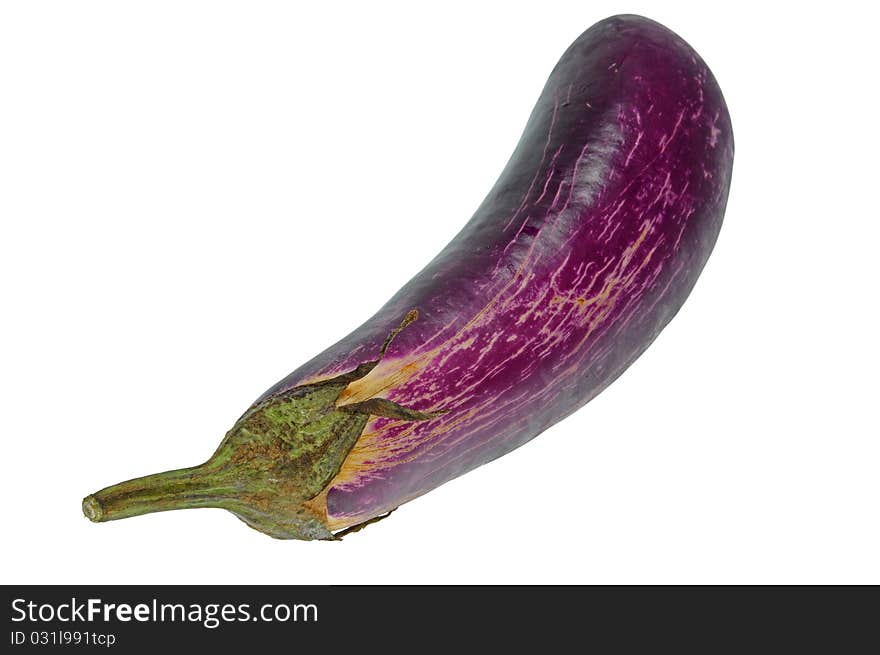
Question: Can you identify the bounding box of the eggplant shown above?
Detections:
[83,14,734,539]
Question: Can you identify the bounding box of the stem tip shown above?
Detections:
[82,495,104,522]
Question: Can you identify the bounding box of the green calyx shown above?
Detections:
[82,310,443,540]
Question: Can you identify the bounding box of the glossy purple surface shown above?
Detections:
[262,15,733,526]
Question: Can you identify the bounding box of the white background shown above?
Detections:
[1,1,877,584]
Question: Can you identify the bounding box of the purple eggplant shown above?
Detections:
[83,14,733,539]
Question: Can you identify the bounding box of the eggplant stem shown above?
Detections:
[82,462,239,523]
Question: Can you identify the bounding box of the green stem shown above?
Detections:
[82,462,239,523]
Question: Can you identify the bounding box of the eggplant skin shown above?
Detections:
[266,15,734,529]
